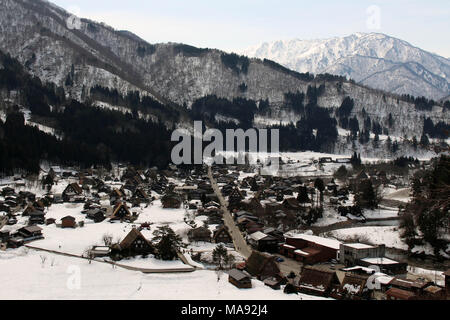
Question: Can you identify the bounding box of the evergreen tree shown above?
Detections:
[212,244,228,270]
[314,178,325,206]
[356,179,378,209]
[420,132,429,147]
[334,165,348,180]
[297,186,310,206]
[152,226,186,260]
[404,156,450,254]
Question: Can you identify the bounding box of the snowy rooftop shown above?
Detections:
[344,243,376,249]
[361,257,400,265]
[294,249,310,256]
[375,275,394,285]
[249,231,269,241]
[285,233,341,250]
[341,266,376,273]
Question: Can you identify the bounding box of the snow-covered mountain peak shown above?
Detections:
[240,33,450,99]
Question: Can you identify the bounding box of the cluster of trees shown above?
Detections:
[173,44,209,58]
[393,156,419,168]
[212,244,235,270]
[266,115,337,153]
[238,82,248,93]
[400,94,437,111]
[57,100,173,167]
[423,117,450,140]
[284,91,305,113]
[152,226,186,261]
[262,59,314,82]
[137,44,156,57]
[354,179,379,210]
[0,51,174,175]
[220,53,250,74]
[89,85,180,120]
[0,102,175,175]
[263,90,338,152]
[336,97,354,119]
[401,155,450,255]
[0,112,111,175]
[191,95,257,128]
[444,101,450,112]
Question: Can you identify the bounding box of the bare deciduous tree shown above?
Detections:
[102,233,113,246]
[83,248,95,264]
[40,255,47,267]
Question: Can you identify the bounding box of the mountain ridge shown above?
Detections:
[240,32,450,100]
[0,0,448,148]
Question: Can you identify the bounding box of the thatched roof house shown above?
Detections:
[297,266,340,297]
[245,251,282,281]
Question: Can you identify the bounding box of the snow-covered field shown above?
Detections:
[363,208,399,219]
[7,200,206,258]
[383,187,412,203]
[0,248,327,300]
[326,226,408,250]
[313,207,348,227]
[110,255,189,270]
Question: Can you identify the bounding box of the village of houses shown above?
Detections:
[0,153,449,300]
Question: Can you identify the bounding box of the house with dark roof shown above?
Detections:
[61,216,76,228]
[385,287,417,300]
[62,183,83,201]
[228,269,252,289]
[263,227,285,242]
[245,251,282,281]
[28,210,45,225]
[282,198,301,211]
[213,226,233,244]
[239,198,264,216]
[263,277,283,290]
[110,189,124,205]
[247,231,279,253]
[339,273,371,300]
[296,265,340,297]
[111,228,154,258]
[110,202,131,221]
[187,227,212,242]
[22,205,40,216]
[0,230,10,242]
[133,188,148,202]
[388,278,432,296]
[228,187,245,211]
[281,234,341,264]
[244,221,265,235]
[161,193,183,209]
[86,208,105,223]
[17,226,43,242]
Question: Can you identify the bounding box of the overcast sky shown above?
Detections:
[52,0,450,57]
